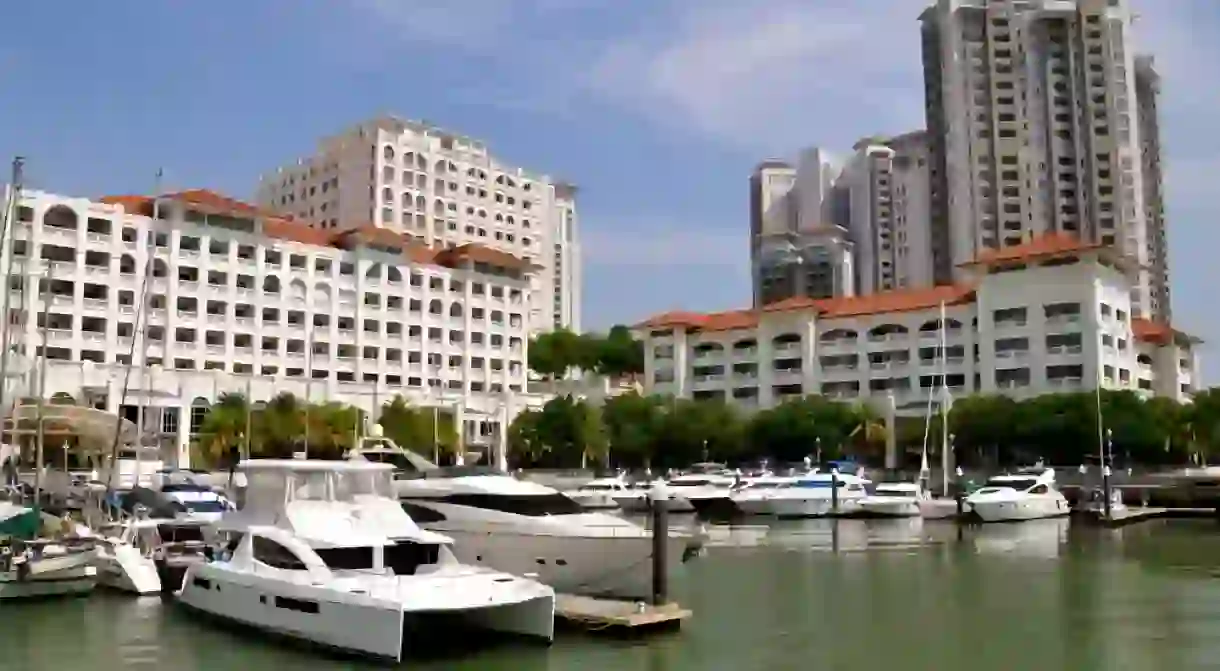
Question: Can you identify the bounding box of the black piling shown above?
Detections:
[650,484,668,607]
[830,470,840,515]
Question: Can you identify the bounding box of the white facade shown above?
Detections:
[920,0,1155,316]
[0,188,552,467]
[636,237,1199,414]
[254,115,581,335]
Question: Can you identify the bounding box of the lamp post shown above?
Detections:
[1103,428,1114,520]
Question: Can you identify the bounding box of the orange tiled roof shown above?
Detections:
[961,232,1105,267]
[809,284,975,318]
[635,284,977,332]
[99,189,531,275]
[1132,317,1202,346]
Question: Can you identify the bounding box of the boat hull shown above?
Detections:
[857,497,922,518]
[0,565,97,599]
[438,527,694,600]
[765,496,865,518]
[968,497,1070,523]
[919,498,966,520]
[177,565,554,662]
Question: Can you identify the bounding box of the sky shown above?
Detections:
[0,0,1217,379]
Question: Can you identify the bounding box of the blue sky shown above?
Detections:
[1,0,1217,379]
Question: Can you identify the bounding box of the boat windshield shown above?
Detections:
[982,478,1039,491]
[180,499,228,513]
[334,471,395,500]
[668,479,711,488]
[875,487,916,496]
[157,524,206,544]
[422,493,585,516]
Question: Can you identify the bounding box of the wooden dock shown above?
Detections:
[555,594,691,633]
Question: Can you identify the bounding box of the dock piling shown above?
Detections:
[830,468,839,515]
[649,479,668,607]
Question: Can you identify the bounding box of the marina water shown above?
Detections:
[4,517,1220,671]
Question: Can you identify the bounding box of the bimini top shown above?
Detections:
[239,459,394,473]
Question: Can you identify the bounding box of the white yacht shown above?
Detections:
[350,439,704,600]
[563,475,629,511]
[748,473,871,518]
[177,460,555,663]
[155,471,234,522]
[965,468,1070,523]
[95,515,213,595]
[858,482,927,518]
[664,472,739,515]
[729,475,798,516]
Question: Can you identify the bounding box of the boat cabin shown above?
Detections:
[218,460,457,578]
[873,482,921,498]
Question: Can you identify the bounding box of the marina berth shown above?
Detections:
[177,459,555,662]
[350,438,704,600]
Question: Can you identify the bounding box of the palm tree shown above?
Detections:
[192,393,248,467]
[848,403,888,458]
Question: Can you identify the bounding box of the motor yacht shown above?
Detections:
[563,475,629,511]
[95,513,214,596]
[664,472,739,515]
[727,475,797,516]
[965,468,1070,523]
[177,459,555,663]
[349,439,704,600]
[749,472,871,518]
[153,470,234,522]
[857,482,927,518]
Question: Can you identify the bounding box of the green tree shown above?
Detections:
[652,398,744,468]
[595,325,645,378]
[602,391,663,467]
[508,396,608,468]
[747,396,858,464]
[191,392,249,467]
[377,396,459,461]
[507,409,546,466]
[1187,388,1220,464]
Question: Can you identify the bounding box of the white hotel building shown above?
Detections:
[635,234,1198,415]
[254,116,582,335]
[0,188,549,468]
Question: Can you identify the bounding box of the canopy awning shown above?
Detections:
[3,401,138,447]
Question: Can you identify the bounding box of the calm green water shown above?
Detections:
[4,518,1220,671]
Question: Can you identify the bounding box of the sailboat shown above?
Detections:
[918,301,966,520]
[0,158,99,598]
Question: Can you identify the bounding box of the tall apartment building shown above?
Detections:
[1134,55,1170,321]
[837,132,936,295]
[920,0,1160,318]
[750,134,935,305]
[0,188,544,468]
[255,115,581,334]
[749,151,855,306]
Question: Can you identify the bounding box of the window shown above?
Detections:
[422,493,585,516]
[275,596,320,614]
[314,546,374,570]
[251,536,307,570]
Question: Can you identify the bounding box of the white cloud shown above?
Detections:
[582,1,927,153]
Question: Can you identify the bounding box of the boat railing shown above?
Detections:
[432,519,703,539]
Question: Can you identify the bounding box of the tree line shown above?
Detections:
[527,326,644,381]
[506,388,1220,470]
[192,393,460,466]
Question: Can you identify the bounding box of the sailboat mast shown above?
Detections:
[32,249,52,506]
[0,158,25,416]
[939,300,950,498]
[135,171,163,487]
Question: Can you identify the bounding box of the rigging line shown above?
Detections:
[0,158,24,415]
[103,171,163,493]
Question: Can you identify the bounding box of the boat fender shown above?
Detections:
[15,557,29,582]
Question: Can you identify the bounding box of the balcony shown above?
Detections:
[994,349,1029,361]
[1045,313,1082,327]
[1046,344,1083,355]
[773,343,801,356]
[994,319,1027,329]
[1048,377,1083,389]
